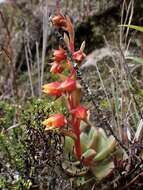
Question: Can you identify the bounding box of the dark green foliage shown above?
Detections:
[0,98,70,189]
[0,101,30,189]
[0,101,16,130]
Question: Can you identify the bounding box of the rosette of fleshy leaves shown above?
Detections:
[64,126,121,180]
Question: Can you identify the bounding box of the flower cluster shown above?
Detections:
[42,13,87,160]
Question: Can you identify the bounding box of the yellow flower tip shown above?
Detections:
[41,82,62,96]
[42,113,67,130]
[45,126,55,131]
[42,89,49,94]
[42,118,53,126]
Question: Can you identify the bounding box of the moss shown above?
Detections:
[0,176,9,189]
[21,97,67,130]
[0,101,16,130]
[0,97,69,189]
[0,175,32,190]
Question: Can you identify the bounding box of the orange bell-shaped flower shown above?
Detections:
[43,113,67,130]
[60,77,76,93]
[71,105,88,120]
[73,50,86,64]
[50,62,64,74]
[42,82,62,96]
[53,48,67,62]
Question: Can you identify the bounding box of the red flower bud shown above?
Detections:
[71,105,88,120]
[73,50,86,64]
[50,62,64,74]
[52,15,67,28]
[43,113,67,130]
[53,48,67,62]
[42,82,62,96]
[61,77,76,93]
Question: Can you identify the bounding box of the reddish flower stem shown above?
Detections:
[72,117,81,160]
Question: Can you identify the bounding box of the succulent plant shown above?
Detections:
[64,126,120,181]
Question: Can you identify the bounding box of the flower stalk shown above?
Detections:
[42,11,87,160]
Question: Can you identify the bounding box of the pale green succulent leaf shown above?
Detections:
[88,127,97,140]
[93,136,116,162]
[96,129,108,153]
[98,128,107,139]
[91,160,114,180]
[80,132,89,152]
[87,129,99,150]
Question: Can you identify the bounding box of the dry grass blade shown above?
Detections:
[36,42,41,96]
[25,45,34,97]
[120,0,134,50]
[94,51,129,153]
[40,1,49,95]
[133,119,143,142]
[6,123,21,131]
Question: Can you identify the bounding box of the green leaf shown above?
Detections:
[126,56,143,65]
[64,136,74,155]
[80,132,89,152]
[93,136,116,162]
[95,128,107,153]
[91,160,114,180]
[88,127,97,140]
[87,128,99,150]
[120,25,143,32]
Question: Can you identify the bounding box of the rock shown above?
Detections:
[0,0,142,67]
[80,47,115,125]
[60,0,122,22]
[0,0,142,100]
[0,0,122,70]
[82,47,112,68]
